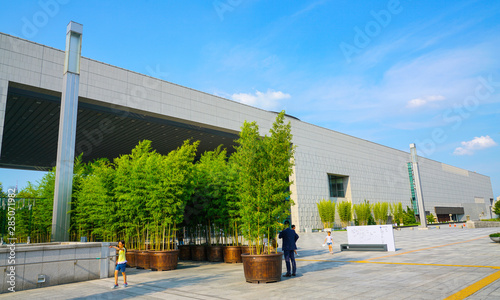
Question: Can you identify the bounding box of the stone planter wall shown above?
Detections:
[466,220,500,228]
[0,242,115,293]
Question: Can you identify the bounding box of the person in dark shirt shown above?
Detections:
[291,225,299,256]
[279,221,299,277]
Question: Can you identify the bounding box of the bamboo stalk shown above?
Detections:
[162,224,166,251]
[168,223,171,250]
[267,226,270,254]
[208,219,212,246]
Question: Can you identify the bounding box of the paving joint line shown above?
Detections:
[443,270,500,300]
[296,259,500,269]
[362,235,489,261]
[298,235,497,300]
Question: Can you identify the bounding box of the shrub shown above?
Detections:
[493,201,500,216]
[426,214,436,224]
[402,206,417,225]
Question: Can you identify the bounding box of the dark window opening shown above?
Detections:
[328,174,345,198]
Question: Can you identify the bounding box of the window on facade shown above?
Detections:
[328,175,345,198]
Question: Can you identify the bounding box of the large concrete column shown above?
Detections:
[51,22,83,242]
[410,143,427,228]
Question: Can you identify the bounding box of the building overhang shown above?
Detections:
[435,206,465,215]
[0,82,239,171]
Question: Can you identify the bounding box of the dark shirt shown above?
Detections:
[279,227,299,251]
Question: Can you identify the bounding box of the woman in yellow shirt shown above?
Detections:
[109,240,128,288]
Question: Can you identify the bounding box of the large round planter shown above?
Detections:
[178,245,191,260]
[149,250,179,271]
[490,236,500,243]
[191,245,207,261]
[223,246,242,263]
[207,246,224,262]
[241,252,283,283]
[135,250,151,269]
[126,249,137,268]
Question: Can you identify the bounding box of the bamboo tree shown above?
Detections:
[390,202,404,226]
[13,186,39,242]
[67,154,92,240]
[317,200,328,228]
[316,199,335,228]
[72,159,116,242]
[118,139,200,251]
[337,201,352,228]
[353,200,371,226]
[190,146,226,245]
[155,139,199,250]
[327,200,335,228]
[233,111,295,255]
[226,157,241,246]
[114,140,154,249]
[373,202,389,225]
[11,167,56,243]
[194,146,231,246]
[233,120,261,251]
[31,169,55,242]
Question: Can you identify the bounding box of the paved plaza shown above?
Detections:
[2,226,500,299]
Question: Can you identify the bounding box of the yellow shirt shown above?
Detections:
[117,248,127,264]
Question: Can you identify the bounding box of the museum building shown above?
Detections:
[0,32,494,231]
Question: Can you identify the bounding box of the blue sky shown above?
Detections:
[0,0,499,197]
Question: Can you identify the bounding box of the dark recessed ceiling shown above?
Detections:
[0,85,239,171]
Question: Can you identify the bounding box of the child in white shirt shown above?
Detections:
[323,231,334,254]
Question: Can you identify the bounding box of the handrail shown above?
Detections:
[0,256,116,268]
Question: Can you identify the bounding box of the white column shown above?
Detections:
[410,143,427,228]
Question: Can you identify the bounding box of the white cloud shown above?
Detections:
[231,89,291,110]
[298,39,500,128]
[407,98,426,108]
[407,95,446,108]
[453,135,497,155]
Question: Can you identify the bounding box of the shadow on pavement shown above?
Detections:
[70,271,226,299]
